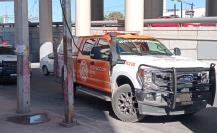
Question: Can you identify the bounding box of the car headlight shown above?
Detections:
[138,69,153,83]
[144,71,152,83]
[153,72,171,86]
[198,71,209,84]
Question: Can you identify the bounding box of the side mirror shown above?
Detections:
[90,46,110,61]
[174,47,181,56]
[48,53,54,59]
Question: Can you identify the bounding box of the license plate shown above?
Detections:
[176,93,192,102]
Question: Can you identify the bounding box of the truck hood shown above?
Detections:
[0,55,17,62]
[120,55,210,68]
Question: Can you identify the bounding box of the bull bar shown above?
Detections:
[136,63,216,110]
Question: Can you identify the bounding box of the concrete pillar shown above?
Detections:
[14,0,30,114]
[206,0,217,16]
[91,0,104,20]
[144,0,163,19]
[39,0,53,60]
[75,0,91,36]
[125,0,144,34]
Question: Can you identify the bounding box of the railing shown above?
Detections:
[1,17,217,27]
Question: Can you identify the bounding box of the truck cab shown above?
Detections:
[58,32,216,122]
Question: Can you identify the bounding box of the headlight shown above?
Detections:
[144,71,152,83]
[138,69,153,83]
[198,71,209,84]
[153,72,171,86]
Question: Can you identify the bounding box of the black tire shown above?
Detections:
[112,84,144,122]
[42,66,49,76]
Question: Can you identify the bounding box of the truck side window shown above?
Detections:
[98,39,111,59]
[82,38,97,55]
[98,39,109,46]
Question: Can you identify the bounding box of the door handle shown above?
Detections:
[90,61,95,65]
[77,59,81,63]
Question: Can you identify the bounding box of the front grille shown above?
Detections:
[1,61,17,75]
[175,72,209,93]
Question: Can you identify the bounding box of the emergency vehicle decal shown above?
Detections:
[125,61,136,67]
[80,60,88,80]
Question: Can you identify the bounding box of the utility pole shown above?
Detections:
[180,1,183,18]
[14,0,30,114]
[60,0,75,127]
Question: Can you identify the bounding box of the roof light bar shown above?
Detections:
[103,30,140,35]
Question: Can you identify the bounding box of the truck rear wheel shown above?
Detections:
[112,84,144,122]
[42,66,49,76]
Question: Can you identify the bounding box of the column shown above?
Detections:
[14,0,30,114]
[39,0,53,60]
[75,0,91,36]
[206,0,217,16]
[125,0,144,34]
[91,0,104,20]
[60,0,75,126]
[144,0,163,19]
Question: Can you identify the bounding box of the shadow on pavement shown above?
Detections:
[30,68,117,133]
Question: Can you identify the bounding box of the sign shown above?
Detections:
[185,10,194,16]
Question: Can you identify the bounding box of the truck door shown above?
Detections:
[76,38,111,93]
[90,38,111,93]
[76,38,98,89]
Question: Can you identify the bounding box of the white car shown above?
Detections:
[40,53,54,76]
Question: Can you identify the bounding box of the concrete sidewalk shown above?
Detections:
[0,96,98,133]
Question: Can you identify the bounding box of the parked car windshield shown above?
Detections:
[116,38,173,56]
[0,47,15,55]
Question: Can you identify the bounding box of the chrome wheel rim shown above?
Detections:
[117,92,138,116]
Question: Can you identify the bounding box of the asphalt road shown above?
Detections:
[0,68,217,133]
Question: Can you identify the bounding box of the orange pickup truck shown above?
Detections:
[57,32,216,122]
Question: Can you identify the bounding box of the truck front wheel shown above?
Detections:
[112,84,144,122]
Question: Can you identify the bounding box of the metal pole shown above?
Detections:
[191,2,194,18]
[174,3,176,16]
[60,0,75,127]
[14,0,30,114]
[181,1,183,18]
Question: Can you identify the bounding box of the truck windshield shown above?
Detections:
[116,38,173,56]
[0,47,15,55]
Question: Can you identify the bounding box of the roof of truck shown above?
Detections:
[79,33,154,40]
[117,34,154,39]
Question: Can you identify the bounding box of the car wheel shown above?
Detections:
[112,84,144,122]
[42,66,49,76]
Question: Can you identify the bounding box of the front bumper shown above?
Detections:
[136,64,216,115]
[135,88,210,115]
[0,61,17,80]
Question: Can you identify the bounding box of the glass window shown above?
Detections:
[82,38,97,55]
[116,38,172,56]
[48,53,54,59]
[0,47,15,55]
[98,39,109,46]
